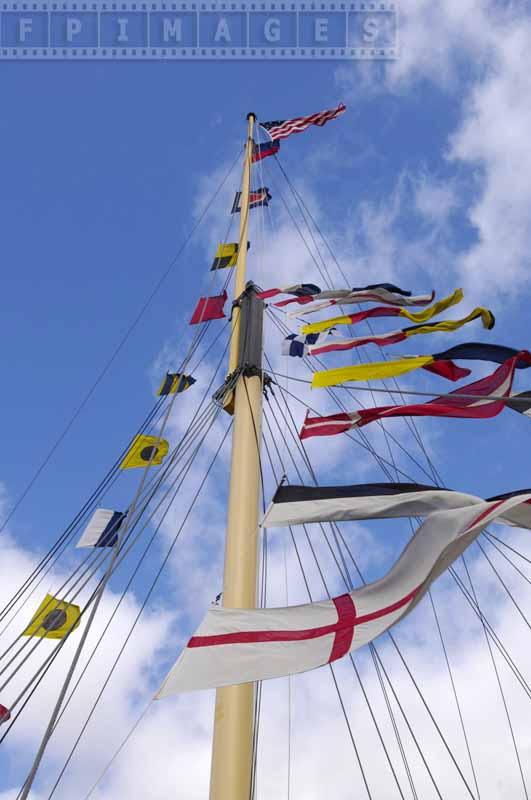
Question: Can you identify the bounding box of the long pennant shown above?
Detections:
[301,289,464,334]
[261,482,531,529]
[310,309,495,388]
[157,490,531,693]
[305,307,494,359]
[301,351,531,438]
[287,286,436,316]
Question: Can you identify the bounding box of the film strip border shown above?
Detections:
[0,1,398,59]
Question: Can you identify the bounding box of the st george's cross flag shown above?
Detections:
[156,488,531,693]
[302,289,464,334]
[76,508,125,548]
[259,103,346,142]
[304,307,495,360]
[300,352,531,439]
[260,482,531,530]
[257,283,321,302]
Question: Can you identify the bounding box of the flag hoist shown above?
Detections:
[210,113,264,800]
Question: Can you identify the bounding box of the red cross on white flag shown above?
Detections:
[157,490,531,696]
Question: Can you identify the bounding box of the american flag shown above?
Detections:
[260,103,346,142]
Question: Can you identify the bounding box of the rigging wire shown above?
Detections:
[1,315,236,729]
[265,369,479,798]
[0,148,242,537]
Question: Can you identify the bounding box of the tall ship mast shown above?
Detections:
[2,107,531,799]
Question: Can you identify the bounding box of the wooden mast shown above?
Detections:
[209,113,263,799]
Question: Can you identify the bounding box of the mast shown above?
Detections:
[209,113,264,799]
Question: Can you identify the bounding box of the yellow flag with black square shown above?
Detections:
[23,594,81,640]
[120,434,169,469]
[210,242,250,270]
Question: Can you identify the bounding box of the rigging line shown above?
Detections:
[290,309,531,791]
[483,534,531,586]
[260,424,375,800]
[45,413,233,798]
[265,370,531,406]
[266,378,424,798]
[448,566,531,700]
[485,533,531,569]
[263,402,419,800]
[267,377,477,799]
[291,352,481,796]
[0,386,201,642]
[369,644,444,800]
[461,554,529,800]
[0,395,166,626]
[282,535,292,800]
[0,399,206,642]
[267,166,425,476]
[265,310,442,484]
[0,403,223,745]
[428,591,481,799]
[267,177,334,293]
[272,155,435,464]
[0,148,241,538]
[0,317,235,681]
[262,412,411,799]
[0,403,221,702]
[476,540,531,636]
[80,701,155,800]
[50,408,223,733]
[265,307,435,482]
[264,178,525,795]
[17,307,219,800]
[268,367,433,486]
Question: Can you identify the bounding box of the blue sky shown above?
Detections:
[2,2,531,796]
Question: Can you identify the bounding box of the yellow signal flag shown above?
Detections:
[403,306,495,337]
[302,289,464,335]
[22,594,81,640]
[311,355,435,389]
[211,242,239,270]
[120,434,169,470]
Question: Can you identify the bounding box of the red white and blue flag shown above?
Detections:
[259,103,346,142]
[252,140,280,163]
[231,187,271,213]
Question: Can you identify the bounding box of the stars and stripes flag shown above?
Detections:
[299,351,531,439]
[156,488,531,693]
[303,307,495,361]
[259,103,347,142]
